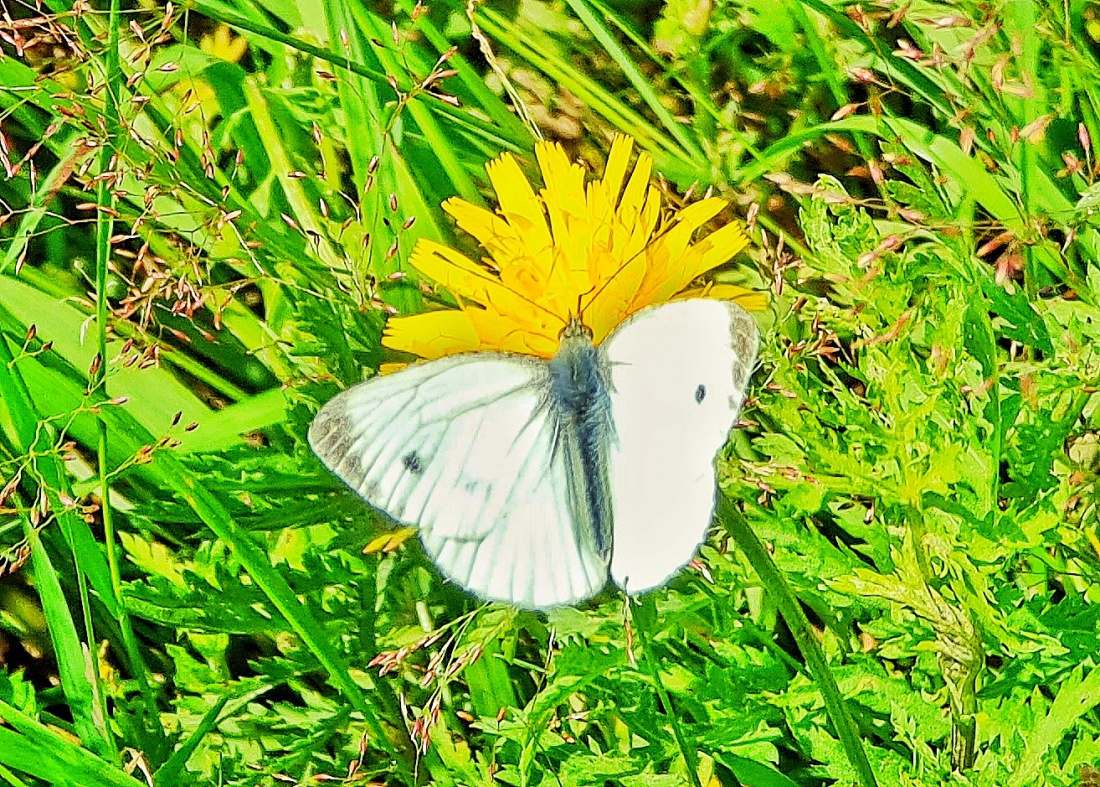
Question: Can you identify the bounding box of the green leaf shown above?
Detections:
[1008,666,1100,786]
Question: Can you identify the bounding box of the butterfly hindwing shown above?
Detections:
[600,299,758,595]
[309,354,608,607]
[418,403,608,608]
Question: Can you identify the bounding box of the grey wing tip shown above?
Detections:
[724,299,759,337]
[726,300,759,342]
[722,302,760,392]
[308,396,352,471]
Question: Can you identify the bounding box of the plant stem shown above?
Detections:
[92,0,158,730]
[631,597,710,787]
[720,499,878,787]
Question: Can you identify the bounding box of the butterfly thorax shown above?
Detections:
[548,319,601,411]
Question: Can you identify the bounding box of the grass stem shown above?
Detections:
[631,596,711,787]
[720,500,878,787]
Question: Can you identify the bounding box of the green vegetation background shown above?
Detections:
[1,0,1099,785]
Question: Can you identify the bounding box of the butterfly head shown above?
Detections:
[560,317,594,345]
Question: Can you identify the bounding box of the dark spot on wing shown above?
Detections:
[403,451,423,474]
[695,384,706,403]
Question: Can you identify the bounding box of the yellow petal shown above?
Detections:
[601,136,633,205]
[592,242,653,342]
[647,199,728,275]
[618,151,653,219]
[689,222,751,278]
[583,138,635,264]
[536,142,587,212]
[624,186,662,266]
[468,307,560,358]
[382,309,482,359]
[669,197,727,232]
[647,224,751,305]
[365,527,418,553]
[486,153,552,256]
[538,142,594,294]
[499,251,577,323]
[441,198,511,270]
[409,239,544,322]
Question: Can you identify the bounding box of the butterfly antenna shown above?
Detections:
[578,213,699,321]
[444,263,568,332]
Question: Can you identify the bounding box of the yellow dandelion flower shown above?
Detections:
[384,136,765,361]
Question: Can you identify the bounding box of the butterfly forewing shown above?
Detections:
[309,354,608,607]
[599,299,758,595]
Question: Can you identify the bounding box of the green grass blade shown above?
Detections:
[190,0,526,150]
[0,330,116,760]
[561,0,705,163]
[476,5,700,180]
[0,132,81,277]
[0,332,120,622]
[152,693,230,786]
[393,0,531,142]
[0,700,139,787]
[174,389,287,453]
[24,524,113,759]
[720,499,879,787]
[93,0,156,744]
[632,596,706,787]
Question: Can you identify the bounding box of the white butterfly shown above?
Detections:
[310,298,758,609]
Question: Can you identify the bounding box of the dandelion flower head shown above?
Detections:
[384,136,764,361]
